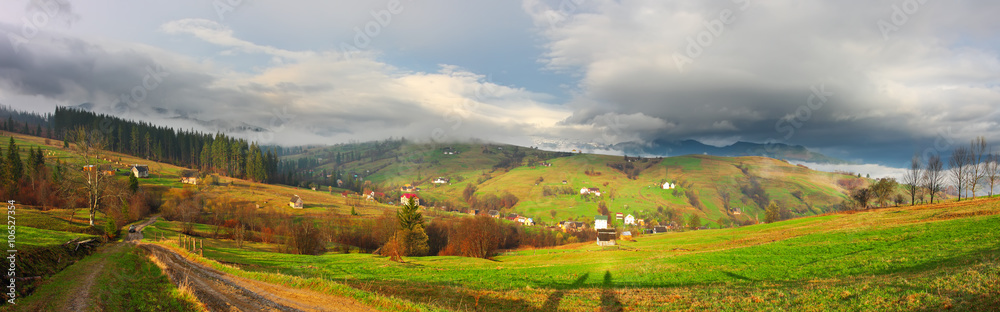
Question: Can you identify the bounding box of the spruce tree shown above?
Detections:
[4,137,23,194]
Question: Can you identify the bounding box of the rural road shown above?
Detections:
[138,220,375,311]
[63,216,160,311]
[125,216,158,243]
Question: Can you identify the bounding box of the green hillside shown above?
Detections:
[284,142,856,226]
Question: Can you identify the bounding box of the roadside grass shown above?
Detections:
[6,246,107,311]
[149,197,1000,310]
[16,207,103,235]
[18,226,97,247]
[93,245,204,311]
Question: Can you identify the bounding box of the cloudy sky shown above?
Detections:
[1,0,998,167]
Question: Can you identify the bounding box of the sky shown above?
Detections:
[0,0,998,169]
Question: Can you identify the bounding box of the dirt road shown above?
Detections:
[139,231,375,311]
[61,217,158,311]
[125,216,158,243]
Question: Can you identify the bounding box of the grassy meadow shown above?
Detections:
[139,197,1000,311]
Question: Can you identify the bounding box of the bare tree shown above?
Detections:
[949,147,973,201]
[925,155,945,204]
[903,155,922,206]
[66,127,127,226]
[986,153,1000,197]
[970,136,988,198]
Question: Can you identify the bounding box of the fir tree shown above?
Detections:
[4,137,23,190]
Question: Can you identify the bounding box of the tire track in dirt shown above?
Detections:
[140,239,376,311]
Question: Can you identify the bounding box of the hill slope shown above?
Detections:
[283,141,857,226]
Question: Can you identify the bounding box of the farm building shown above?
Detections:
[653,226,668,233]
[400,193,420,206]
[597,229,617,246]
[662,182,676,190]
[580,187,602,196]
[624,214,636,225]
[432,177,450,184]
[131,165,149,178]
[621,231,633,240]
[488,210,500,218]
[594,215,609,230]
[289,195,304,209]
[615,213,624,221]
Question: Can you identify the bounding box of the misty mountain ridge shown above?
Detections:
[614,139,849,164]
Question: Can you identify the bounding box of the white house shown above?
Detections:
[432,177,450,184]
[662,182,676,190]
[594,215,609,230]
[581,187,602,196]
[624,214,636,225]
[131,165,149,178]
[400,193,419,206]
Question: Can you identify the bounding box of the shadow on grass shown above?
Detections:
[345,279,549,312]
[600,271,623,312]
[541,273,588,311]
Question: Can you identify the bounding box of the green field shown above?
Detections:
[140,197,1000,311]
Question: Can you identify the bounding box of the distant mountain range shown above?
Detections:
[614,139,849,164]
[69,102,846,165]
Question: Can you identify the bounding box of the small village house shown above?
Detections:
[624,214,636,225]
[621,231,633,241]
[594,215,609,230]
[653,226,668,233]
[488,210,501,218]
[559,221,575,232]
[400,193,419,206]
[432,177,450,184]
[615,212,624,221]
[662,182,676,190]
[597,229,617,246]
[131,165,149,178]
[181,171,199,185]
[401,184,415,192]
[289,195,304,209]
[580,187,602,196]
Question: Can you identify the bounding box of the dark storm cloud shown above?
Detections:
[526,0,1000,164]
